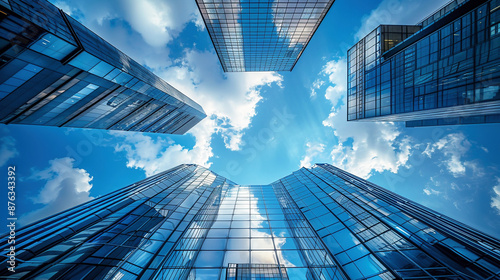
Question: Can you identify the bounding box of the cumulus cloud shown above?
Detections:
[355,0,450,39]
[51,1,283,173]
[318,58,411,179]
[110,49,282,175]
[491,178,500,215]
[300,142,326,168]
[422,133,480,177]
[315,0,450,178]
[158,49,282,151]
[307,0,442,179]
[0,135,18,167]
[19,158,94,226]
[110,50,282,176]
[52,0,202,69]
[322,58,348,108]
[111,118,215,176]
[54,0,200,47]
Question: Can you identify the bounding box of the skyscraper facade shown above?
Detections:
[195,0,335,72]
[0,0,205,134]
[2,164,499,279]
[347,0,500,127]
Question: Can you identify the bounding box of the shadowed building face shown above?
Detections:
[0,0,205,134]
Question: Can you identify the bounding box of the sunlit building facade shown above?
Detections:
[195,0,335,72]
[1,164,499,279]
[0,0,205,134]
[347,0,500,127]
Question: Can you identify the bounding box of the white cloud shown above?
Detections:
[52,0,201,70]
[491,178,500,215]
[310,79,325,98]
[158,49,282,151]
[54,0,200,48]
[54,0,283,144]
[110,49,282,175]
[355,0,450,39]
[111,118,215,177]
[20,158,94,226]
[300,142,326,168]
[423,187,441,196]
[422,133,478,177]
[318,58,411,179]
[52,1,283,173]
[0,135,18,167]
[464,161,485,177]
[310,0,451,179]
[322,58,348,107]
[307,0,446,179]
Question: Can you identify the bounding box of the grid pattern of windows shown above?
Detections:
[0,0,205,135]
[347,0,500,126]
[156,183,343,280]
[36,83,99,123]
[419,0,468,27]
[0,64,42,99]
[1,164,499,280]
[226,263,289,280]
[8,0,76,44]
[310,164,500,279]
[196,0,334,72]
[29,33,77,60]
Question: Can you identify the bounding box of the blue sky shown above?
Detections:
[1,0,499,239]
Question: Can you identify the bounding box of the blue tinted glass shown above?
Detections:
[252,251,277,264]
[191,269,220,280]
[7,164,495,279]
[89,61,114,77]
[377,251,417,270]
[194,251,224,268]
[30,33,77,60]
[196,0,334,71]
[223,251,249,266]
[343,262,363,279]
[0,64,42,99]
[226,239,249,251]
[201,239,226,251]
[68,52,100,71]
[279,250,305,267]
[402,250,440,268]
[355,255,385,276]
[207,229,229,238]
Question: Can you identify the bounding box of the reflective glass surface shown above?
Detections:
[196,0,335,72]
[1,164,499,279]
[0,0,205,135]
[0,64,42,99]
[347,0,500,126]
[29,33,77,60]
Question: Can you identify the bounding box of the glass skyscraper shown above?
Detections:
[195,0,335,72]
[0,0,206,134]
[2,164,499,279]
[347,0,500,127]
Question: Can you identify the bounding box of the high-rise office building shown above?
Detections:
[2,164,499,279]
[347,0,500,127]
[0,0,206,134]
[195,0,335,72]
